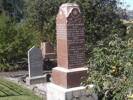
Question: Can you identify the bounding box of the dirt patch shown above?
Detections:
[0,71,28,77]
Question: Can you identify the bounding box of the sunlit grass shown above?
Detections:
[0,78,42,100]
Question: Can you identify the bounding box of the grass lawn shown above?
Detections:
[0,78,42,100]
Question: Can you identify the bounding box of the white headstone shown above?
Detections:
[28,46,43,77]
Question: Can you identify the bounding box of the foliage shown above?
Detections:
[84,34,133,100]
[127,23,133,38]
[24,0,59,45]
[1,0,24,22]
[73,0,127,44]
[0,14,34,71]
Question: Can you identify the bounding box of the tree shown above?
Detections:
[2,0,24,22]
[25,0,59,45]
[116,8,129,20]
[0,14,34,71]
[75,0,126,44]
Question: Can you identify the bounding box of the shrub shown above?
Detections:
[0,14,34,71]
[84,34,133,100]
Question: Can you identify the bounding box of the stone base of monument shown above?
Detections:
[26,75,46,85]
[52,67,88,88]
[47,83,98,100]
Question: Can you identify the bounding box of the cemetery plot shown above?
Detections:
[0,78,41,100]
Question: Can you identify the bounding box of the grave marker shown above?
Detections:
[47,3,97,100]
[28,46,43,77]
[26,46,46,85]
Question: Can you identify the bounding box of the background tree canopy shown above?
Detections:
[1,0,24,22]
[25,0,126,45]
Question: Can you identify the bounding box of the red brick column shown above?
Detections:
[52,3,87,89]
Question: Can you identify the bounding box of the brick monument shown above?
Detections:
[52,3,87,89]
[47,3,94,100]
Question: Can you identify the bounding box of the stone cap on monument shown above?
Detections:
[58,3,80,18]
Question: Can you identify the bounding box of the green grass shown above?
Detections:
[0,78,42,100]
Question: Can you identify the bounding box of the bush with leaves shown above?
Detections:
[84,34,133,100]
[0,14,34,71]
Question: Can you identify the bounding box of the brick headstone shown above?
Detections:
[47,3,97,100]
[52,3,87,89]
[41,42,54,54]
[28,46,43,77]
[41,42,56,59]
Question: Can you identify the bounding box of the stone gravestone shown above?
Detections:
[26,46,46,85]
[47,3,97,100]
